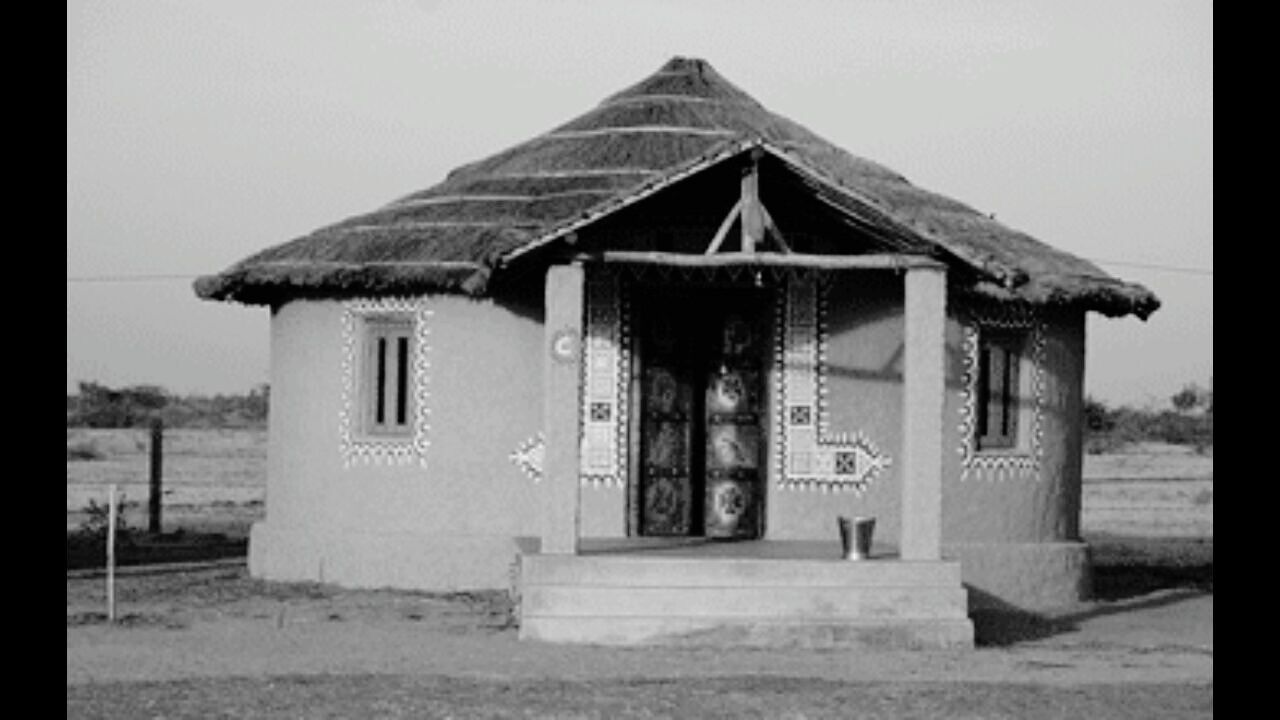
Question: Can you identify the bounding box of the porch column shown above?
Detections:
[542,263,585,554]
[900,263,947,561]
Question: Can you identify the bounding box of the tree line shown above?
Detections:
[67,381,269,429]
[68,378,1213,451]
[1084,381,1212,454]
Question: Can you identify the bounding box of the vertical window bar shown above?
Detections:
[396,336,409,426]
[976,346,990,439]
[1003,345,1020,441]
[1000,347,1013,437]
[375,337,388,425]
[987,344,1006,443]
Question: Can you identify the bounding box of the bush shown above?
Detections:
[74,495,133,542]
[67,381,269,429]
[1084,389,1213,454]
[66,438,104,461]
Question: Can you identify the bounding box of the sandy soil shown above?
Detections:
[67,562,1211,688]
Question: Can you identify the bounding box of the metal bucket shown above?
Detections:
[837,515,875,560]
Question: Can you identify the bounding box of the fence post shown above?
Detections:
[149,418,163,534]
[107,483,117,623]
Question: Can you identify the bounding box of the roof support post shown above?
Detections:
[900,264,947,561]
[740,150,765,253]
[541,263,584,554]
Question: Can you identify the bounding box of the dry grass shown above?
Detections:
[66,428,265,531]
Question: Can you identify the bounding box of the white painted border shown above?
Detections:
[957,306,1046,481]
[339,297,433,468]
[578,270,630,488]
[773,276,893,494]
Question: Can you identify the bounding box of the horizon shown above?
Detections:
[67,1,1211,408]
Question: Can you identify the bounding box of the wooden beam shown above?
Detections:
[740,157,765,253]
[704,199,743,255]
[759,203,792,254]
[577,251,945,271]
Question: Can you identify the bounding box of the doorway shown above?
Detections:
[632,285,770,539]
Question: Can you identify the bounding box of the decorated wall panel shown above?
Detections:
[772,276,892,493]
[578,271,632,488]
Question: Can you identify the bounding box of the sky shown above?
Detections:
[67,0,1212,408]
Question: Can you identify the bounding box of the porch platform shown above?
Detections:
[516,538,974,649]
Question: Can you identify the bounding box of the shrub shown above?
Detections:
[66,438,104,461]
[75,495,132,542]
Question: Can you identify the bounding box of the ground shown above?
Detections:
[67,430,1212,718]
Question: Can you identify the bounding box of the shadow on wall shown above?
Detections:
[820,340,971,392]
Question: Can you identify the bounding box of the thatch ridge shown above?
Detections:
[195,56,1159,319]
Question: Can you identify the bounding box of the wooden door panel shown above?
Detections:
[703,307,766,539]
[635,288,768,540]
[638,317,696,537]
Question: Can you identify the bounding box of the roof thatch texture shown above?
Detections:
[195,57,1159,319]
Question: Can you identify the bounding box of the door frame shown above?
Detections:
[624,278,776,539]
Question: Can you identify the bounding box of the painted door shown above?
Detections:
[637,300,697,536]
[703,306,765,538]
[636,289,766,538]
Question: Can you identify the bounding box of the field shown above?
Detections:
[66,428,1213,548]
[67,429,1212,718]
[67,428,265,536]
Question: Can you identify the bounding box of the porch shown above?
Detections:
[517,538,973,648]
[526,251,974,647]
[523,139,976,646]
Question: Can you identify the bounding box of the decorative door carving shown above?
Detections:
[636,288,766,539]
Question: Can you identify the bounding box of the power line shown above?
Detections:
[66,274,200,283]
[1085,259,1213,277]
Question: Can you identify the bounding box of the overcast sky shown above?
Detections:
[67,0,1211,407]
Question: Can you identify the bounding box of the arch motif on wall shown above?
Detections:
[339,297,433,468]
[579,270,631,488]
[957,305,1046,481]
[773,276,892,493]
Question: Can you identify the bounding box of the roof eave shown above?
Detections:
[193,260,492,306]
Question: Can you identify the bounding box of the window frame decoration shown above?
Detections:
[958,305,1045,481]
[339,297,433,467]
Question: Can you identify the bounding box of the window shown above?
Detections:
[363,316,415,436]
[975,329,1025,450]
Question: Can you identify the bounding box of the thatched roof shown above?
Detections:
[195,57,1159,319]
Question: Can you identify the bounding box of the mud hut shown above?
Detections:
[197,57,1158,646]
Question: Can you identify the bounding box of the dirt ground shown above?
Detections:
[67,435,1212,717]
[66,559,1213,683]
[66,552,1212,718]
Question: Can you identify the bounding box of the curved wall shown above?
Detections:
[252,275,1089,609]
[251,293,545,590]
[754,275,1089,610]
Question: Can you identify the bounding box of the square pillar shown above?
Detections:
[542,263,585,554]
[901,264,947,560]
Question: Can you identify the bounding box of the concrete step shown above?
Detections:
[519,616,976,649]
[521,554,963,588]
[521,584,969,619]
[517,553,974,648]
